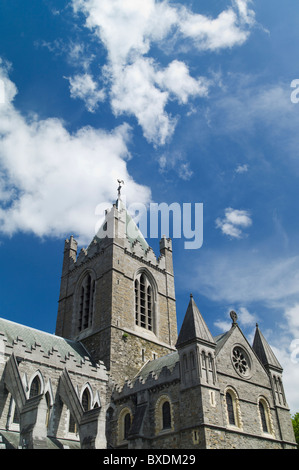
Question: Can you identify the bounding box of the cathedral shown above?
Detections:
[0,194,296,449]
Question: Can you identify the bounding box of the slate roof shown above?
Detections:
[213,330,232,354]
[136,351,179,380]
[252,324,282,370]
[0,317,93,364]
[176,295,215,347]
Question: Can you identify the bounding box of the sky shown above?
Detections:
[1,0,299,415]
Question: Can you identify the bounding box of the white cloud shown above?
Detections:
[214,306,257,334]
[192,250,299,306]
[157,150,193,180]
[235,164,248,174]
[178,6,252,51]
[108,58,177,145]
[216,207,252,239]
[238,306,257,327]
[155,60,209,104]
[66,73,105,112]
[214,319,231,332]
[71,0,255,145]
[0,63,151,245]
[285,304,299,338]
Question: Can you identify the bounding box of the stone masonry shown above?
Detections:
[0,197,297,449]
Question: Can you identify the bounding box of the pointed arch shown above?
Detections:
[117,406,133,444]
[75,269,96,335]
[155,394,174,434]
[134,268,157,333]
[80,382,94,412]
[224,386,243,430]
[257,396,275,437]
[28,371,44,399]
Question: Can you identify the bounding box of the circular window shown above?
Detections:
[232,346,251,378]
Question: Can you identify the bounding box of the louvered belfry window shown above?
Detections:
[78,274,95,332]
[135,273,153,331]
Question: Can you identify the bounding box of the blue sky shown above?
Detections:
[1,0,299,414]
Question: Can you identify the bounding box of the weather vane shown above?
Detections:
[117,179,124,199]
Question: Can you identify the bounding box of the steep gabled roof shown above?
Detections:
[214,329,232,355]
[0,317,93,364]
[252,324,282,371]
[176,295,215,348]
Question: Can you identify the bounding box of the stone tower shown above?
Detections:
[55,196,177,385]
[252,324,295,443]
[176,295,222,447]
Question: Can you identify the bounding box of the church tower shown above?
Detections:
[176,295,221,447]
[252,324,295,443]
[55,185,177,385]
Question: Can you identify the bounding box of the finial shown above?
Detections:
[117,179,124,199]
[190,293,193,298]
[230,310,238,325]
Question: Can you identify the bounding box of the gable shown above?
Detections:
[215,325,271,387]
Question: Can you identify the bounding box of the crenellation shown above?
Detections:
[0,197,296,449]
[76,247,88,265]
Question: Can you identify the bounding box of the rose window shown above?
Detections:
[232,347,250,376]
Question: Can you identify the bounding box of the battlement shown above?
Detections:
[0,322,107,379]
[113,352,180,399]
[62,233,169,273]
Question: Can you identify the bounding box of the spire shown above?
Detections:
[93,192,149,252]
[252,324,282,371]
[176,294,215,348]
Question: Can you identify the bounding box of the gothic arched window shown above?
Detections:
[82,388,91,412]
[257,398,275,436]
[78,273,96,332]
[118,407,132,443]
[259,401,268,433]
[124,413,131,440]
[226,392,236,426]
[135,272,153,331]
[225,388,243,429]
[155,395,173,434]
[29,375,41,398]
[162,401,171,429]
